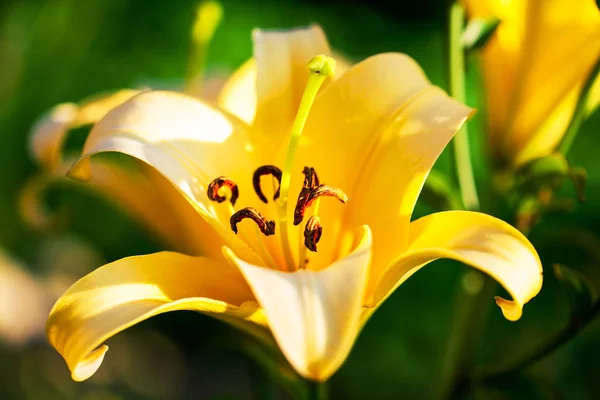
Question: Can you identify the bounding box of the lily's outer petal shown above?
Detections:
[47,252,267,382]
[218,59,257,125]
[30,90,141,173]
[70,90,262,264]
[369,211,543,322]
[19,156,212,255]
[218,48,351,130]
[342,87,472,294]
[223,226,372,381]
[286,53,439,269]
[251,25,333,153]
[24,89,209,252]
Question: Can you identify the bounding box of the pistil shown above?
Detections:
[278,55,336,271]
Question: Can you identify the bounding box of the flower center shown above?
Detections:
[206,55,343,272]
[206,165,348,270]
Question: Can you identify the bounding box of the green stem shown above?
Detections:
[306,381,328,400]
[449,2,479,211]
[435,274,496,399]
[473,301,600,382]
[436,3,491,398]
[558,55,600,155]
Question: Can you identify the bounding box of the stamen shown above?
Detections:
[277,55,336,270]
[230,207,276,236]
[301,166,320,192]
[207,176,239,206]
[295,166,321,215]
[303,215,323,252]
[253,165,282,203]
[294,184,348,226]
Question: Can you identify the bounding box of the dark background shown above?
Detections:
[1,0,599,399]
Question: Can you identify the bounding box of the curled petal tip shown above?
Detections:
[71,345,109,382]
[494,296,523,321]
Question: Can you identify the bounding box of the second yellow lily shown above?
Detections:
[464,0,600,168]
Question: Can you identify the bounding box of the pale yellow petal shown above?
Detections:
[29,90,140,172]
[18,172,66,231]
[284,53,439,270]
[30,103,79,171]
[341,87,471,292]
[69,90,262,264]
[252,25,332,152]
[24,90,214,255]
[19,157,220,257]
[370,211,543,322]
[223,226,372,381]
[47,252,267,382]
[218,59,257,124]
[218,50,351,131]
[87,157,230,258]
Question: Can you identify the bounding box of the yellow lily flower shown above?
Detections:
[43,25,543,383]
[463,0,600,167]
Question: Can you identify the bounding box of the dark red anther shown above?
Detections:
[295,166,321,216]
[302,166,320,190]
[230,207,276,236]
[293,184,348,225]
[253,165,282,203]
[207,176,239,206]
[304,215,323,252]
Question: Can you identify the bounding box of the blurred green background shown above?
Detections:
[1,0,599,399]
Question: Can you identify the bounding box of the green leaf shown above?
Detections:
[461,17,501,51]
[553,264,597,322]
[420,169,462,211]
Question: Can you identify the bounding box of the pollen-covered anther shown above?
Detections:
[294,184,349,225]
[230,207,276,236]
[253,165,282,203]
[295,166,321,212]
[304,215,323,252]
[207,176,239,206]
[302,166,320,190]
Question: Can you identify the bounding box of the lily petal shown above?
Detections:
[370,211,543,322]
[342,87,472,292]
[25,90,213,254]
[218,59,257,125]
[47,251,266,382]
[252,25,332,153]
[70,90,262,264]
[287,53,437,269]
[29,90,140,172]
[223,226,372,381]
